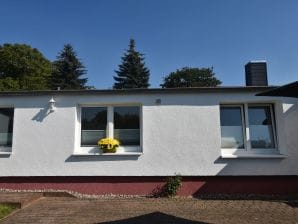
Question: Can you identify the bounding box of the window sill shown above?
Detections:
[74,146,142,155]
[0,152,12,155]
[220,148,287,158]
[72,152,143,156]
[221,152,287,159]
[0,146,12,155]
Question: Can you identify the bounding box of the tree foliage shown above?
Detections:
[161,67,222,88]
[50,44,88,90]
[0,44,52,90]
[113,39,150,89]
[0,77,20,91]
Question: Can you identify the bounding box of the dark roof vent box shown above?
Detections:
[245,60,268,86]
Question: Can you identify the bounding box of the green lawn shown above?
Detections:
[0,203,18,219]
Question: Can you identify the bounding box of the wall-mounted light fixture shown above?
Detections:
[49,97,56,112]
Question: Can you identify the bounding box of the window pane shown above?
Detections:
[248,105,275,149]
[0,108,14,146]
[81,107,107,146]
[220,106,244,149]
[114,106,140,146]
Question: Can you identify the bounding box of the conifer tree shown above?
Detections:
[51,44,87,90]
[113,39,150,89]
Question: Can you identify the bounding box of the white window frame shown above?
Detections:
[74,103,142,156]
[220,103,284,158]
[0,106,14,155]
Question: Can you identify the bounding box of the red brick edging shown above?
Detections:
[0,176,297,196]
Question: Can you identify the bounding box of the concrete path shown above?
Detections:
[1,195,298,224]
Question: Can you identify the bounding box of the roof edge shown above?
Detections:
[0,86,277,96]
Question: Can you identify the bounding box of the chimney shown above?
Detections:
[245,61,268,86]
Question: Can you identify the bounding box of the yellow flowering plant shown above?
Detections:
[98,138,120,153]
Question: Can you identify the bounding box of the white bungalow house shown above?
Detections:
[0,62,297,196]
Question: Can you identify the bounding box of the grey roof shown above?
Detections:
[0,86,277,96]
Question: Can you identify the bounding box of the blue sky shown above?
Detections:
[0,0,298,88]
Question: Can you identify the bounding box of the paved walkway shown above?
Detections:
[1,195,298,224]
[0,192,43,208]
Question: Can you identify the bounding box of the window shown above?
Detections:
[81,107,107,146]
[220,104,277,151]
[80,106,140,147]
[0,108,14,147]
[220,106,245,149]
[114,106,140,146]
[248,105,276,149]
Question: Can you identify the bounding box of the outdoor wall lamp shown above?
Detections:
[49,97,56,112]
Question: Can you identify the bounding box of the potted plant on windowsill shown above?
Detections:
[98,138,120,153]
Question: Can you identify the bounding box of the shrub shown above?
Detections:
[164,175,182,197]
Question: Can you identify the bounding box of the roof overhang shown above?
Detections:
[256,81,298,98]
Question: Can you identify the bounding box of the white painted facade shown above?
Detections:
[0,89,297,176]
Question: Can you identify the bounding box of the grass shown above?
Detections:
[0,203,18,219]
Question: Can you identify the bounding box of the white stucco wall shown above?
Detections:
[0,91,297,176]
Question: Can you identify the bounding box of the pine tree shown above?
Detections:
[113,39,150,89]
[51,44,87,90]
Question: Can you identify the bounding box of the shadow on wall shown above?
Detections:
[283,99,298,117]
[283,102,298,140]
[65,155,140,162]
[31,103,53,122]
[191,175,298,196]
[212,157,284,176]
[98,212,210,224]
